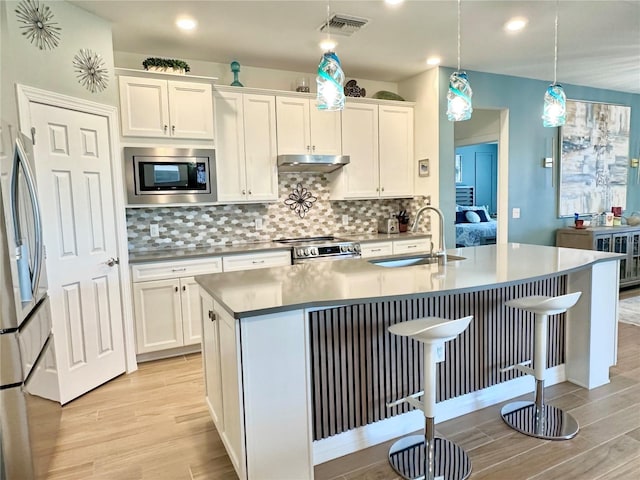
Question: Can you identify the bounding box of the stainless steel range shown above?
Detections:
[275,236,361,263]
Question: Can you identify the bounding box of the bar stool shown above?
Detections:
[501,291,582,440]
[387,315,473,480]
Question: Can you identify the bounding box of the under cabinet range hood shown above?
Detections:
[276,154,350,173]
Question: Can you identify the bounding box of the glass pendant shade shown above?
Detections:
[542,83,566,127]
[316,51,345,111]
[447,71,473,121]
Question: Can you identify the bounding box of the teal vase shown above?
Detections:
[230,61,243,87]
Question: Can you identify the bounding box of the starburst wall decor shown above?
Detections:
[73,48,109,93]
[15,0,61,50]
[284,183,317,218]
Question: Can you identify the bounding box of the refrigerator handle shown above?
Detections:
[12,137,44,295]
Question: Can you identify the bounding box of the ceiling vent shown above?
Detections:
[318,13,369,37]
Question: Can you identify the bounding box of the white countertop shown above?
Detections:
[127,232,431,263]
[196,243,623,318]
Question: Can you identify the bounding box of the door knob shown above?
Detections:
[105,257,119,267]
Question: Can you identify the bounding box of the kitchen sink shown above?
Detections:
[369,254,466,268]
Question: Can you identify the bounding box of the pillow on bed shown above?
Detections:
[455,211,468,223]
[465,210,482,223]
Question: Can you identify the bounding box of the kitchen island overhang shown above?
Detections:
[196,243,623,480]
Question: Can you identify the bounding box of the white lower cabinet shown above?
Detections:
[222,250,291,272]
[200,288,312,480]
[131,258,222,355]
[360,241,393,258]
[201,291,246,479]
[392,237,432,255]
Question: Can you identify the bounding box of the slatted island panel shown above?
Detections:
[309,276,567,441]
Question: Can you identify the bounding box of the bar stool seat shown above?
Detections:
[387,316,473,480]
[501,291,582,440]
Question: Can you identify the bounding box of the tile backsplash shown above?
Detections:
[126,173,429,251]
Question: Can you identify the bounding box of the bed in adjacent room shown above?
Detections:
[455,206,497,247]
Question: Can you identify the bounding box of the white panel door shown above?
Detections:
[340,103,379,198]
[379,105,414,198]
[214,90,247,202]
[29,102,126,404]
[244,94,278,202]
[118,76,169,137]
[168,81,214,139]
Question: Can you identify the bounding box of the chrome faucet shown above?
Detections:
[411,206,447,264]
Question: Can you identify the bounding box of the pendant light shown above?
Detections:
[542,0,566,127]
[447,0,473,122]
[317,4,345,111]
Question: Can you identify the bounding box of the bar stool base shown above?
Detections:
[388,434,472,480]
[501,400,579,440]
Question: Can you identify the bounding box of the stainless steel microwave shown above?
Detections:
[124,147,217,205]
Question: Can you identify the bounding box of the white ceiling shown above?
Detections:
[70,0,640,94]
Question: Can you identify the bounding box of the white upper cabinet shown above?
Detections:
[378,105,414,198]
[331,102,379,199]
[330,100,414,200]
[276,96,341,155]
[214,89,278,203]
[118,75,214,139]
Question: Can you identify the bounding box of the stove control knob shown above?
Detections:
[340,245,347,253]
[304,248,310,256]
[297,249,304,257]
[354,244,361,253]
[312,248,318,256]
[348,245,354,252]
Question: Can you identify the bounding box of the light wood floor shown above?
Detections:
[41,292,640,480]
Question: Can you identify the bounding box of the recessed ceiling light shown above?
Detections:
[385,0,405,6]
[505,17,528,32]
[320,39,337,51]
[176,17,197,31]
[426,56,441,66]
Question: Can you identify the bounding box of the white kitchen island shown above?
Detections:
[195,243,622,480]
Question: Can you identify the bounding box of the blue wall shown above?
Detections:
[438,68,640,247]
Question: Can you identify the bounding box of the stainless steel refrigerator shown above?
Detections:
[1,132,60,479]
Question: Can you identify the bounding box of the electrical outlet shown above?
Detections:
[342,214,349,226]
[512,208,521,219]
[255,218,263,230]
[149,224,159,237]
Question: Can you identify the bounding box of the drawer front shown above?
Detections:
[392,238,431,255]
[359,242,393,258]
[132,257,223,282]
[222,250,291,272]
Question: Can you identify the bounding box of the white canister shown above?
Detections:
[605,212,614,226]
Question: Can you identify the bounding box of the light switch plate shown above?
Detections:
[255,218,263,230]
[149,224,159,237]
[512,208,521,219]
[544,157,553,168]
[342,214,349,226]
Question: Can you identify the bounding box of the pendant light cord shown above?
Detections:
[553,0,559,84]
[326,4,331,48]
[456,0,461,71]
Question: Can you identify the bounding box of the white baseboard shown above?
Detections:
[313,365,566,465]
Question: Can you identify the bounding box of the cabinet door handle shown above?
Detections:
[371,248,381,252]
[172,267,187,272]
[163,125,168,133]
[175,286,179,292]
[407,245,417,248]
[208,310,217,321]
[306,145,311,152]
[381,187,385,192]
[312,145,316,152]
[252,260,265,264]
[248,190,252,195]
[171,125,176,134]
[376,187,379,192]
[242,189,246,195]
[182,285,186,291]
